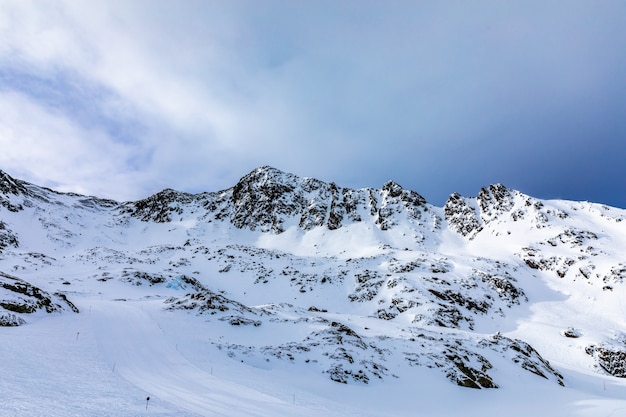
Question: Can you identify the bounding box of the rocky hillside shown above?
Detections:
[1,166,626,392]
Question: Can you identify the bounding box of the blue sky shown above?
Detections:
[1,1,625,207]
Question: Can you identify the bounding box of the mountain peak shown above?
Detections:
[0,170,27,197]
[227,166,435,234]
[0,170,29,213]
[237,165,295,185]
[381,180,403,197]
[3,165,626,415]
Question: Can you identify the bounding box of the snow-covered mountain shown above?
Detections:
[1,166,626,416]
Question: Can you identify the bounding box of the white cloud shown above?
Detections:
[0,90,147,199]
[0,1,625,206]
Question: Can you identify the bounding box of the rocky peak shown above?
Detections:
[0,170,29,212]
[444,192,482,238]
[121,188,195,223]
[382,180,403,198]
[478,184,515,222]
[0,170,28,196]
[226,167,433,234]
[233,169,435,237]
[444,184,517,238]
[230,167,302,233]
[116,166,433,236]
[381,180,427,206]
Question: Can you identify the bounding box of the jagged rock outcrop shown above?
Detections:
[0,271,78,325]
[228,167,431,233]
[121,166,433,235]
[444,192,482,237]
[444,184,517,239]
[586,336,626,377]
[403,331,563,388]
[229,166,304,233]
[376,180,427,230]
[478,184,515,223]
[165,286,265,326]
[120,188,197,223]
[0,221,18,252]
[0,170,26,195]
[0,170,28,212]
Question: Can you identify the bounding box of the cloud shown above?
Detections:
[0,90,149,199]
[0,1,625,207]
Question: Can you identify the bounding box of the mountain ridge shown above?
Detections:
[2,165,626,415]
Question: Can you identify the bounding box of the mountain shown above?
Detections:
[1,166,626,416]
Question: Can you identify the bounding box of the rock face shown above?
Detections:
[0,221,18,252]
[477,184,515,223]
[120,166,433,235]
[0,271,78,325]
[1,165,626,389]
[444,192,482,237]
[586,336,626,378]
[444,184,525,239]
[587,346,626,377]
[0,170,28,212]
[122,189,195,223]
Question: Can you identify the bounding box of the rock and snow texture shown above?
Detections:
[1,165,626,416]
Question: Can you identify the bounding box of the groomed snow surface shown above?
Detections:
[3,292,626,417]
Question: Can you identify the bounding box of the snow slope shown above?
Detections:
[1,166,626,416]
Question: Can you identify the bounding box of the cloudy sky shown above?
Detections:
[1,1,625,207]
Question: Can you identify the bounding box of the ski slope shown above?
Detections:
[4,292,626,417]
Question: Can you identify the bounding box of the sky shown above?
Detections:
[0,1,625,208]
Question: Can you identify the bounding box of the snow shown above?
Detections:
[2,170,626,416]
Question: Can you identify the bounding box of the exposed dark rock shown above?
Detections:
[230,166,300,233]
[563,328,582,338]
[478,184,515,223]
[165,288,262,321]
[114,166,438,236]
[310,322,389,384]
[0,221,19,252]
[0,312,26,326]
[428,289,490,314]
[376,181,427,231]
[54,292,80,313]
[219,315,262,326]
[4,165,620,390]
[121,189,195,222]
[0,271,78,320]
[0,170,27,212]
[444,192,482,238]
[444,351,496,389]
[326,182,344,230]
[220,320,391,385]
[586,342,626,377]
[518,247,577,279]
[122,269,167,285]
[475,270,527,306]
[348,270,385,302]
[485,333,564,386]
[603,264,626,283]
[0,170,28,196]
[547,229,598,248]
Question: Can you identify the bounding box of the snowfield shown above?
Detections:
[1,166,626,416]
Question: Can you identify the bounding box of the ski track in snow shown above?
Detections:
[90,300,336,417]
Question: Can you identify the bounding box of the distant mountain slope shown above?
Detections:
[1,165,626,407]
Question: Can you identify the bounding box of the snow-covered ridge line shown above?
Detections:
[117,165,434,235]
[2,165,626,416]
